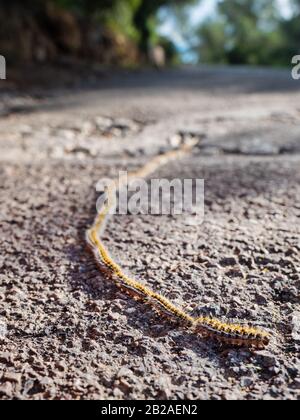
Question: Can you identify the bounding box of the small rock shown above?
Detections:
[292,378,300,389]
[94,116,113,130]
[255,293,268,305]
[223,390,242,400]
[257,351,278,368]
[241,377,253,387]
[220,257,237,267]
[55,361,67,372]
[3,371,22,385]
[168,134,181,148]
[0,320,7,340]
[156,375,172,399]
[0,352,11,363]
[109,311,121,321]
[125,307,136,315]
[113,118,139,132]
[118,378,132,392]
[291,312,300,342]
[113,387,124,398]
[117,367,132,379]
[0,382,13,397]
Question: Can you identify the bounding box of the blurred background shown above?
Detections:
[0,0,299,75]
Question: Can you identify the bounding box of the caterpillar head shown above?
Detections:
[195,317,270,348]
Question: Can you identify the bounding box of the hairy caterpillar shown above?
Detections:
[194,317,270,348]
[86,141,270,349]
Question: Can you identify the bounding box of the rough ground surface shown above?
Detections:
[0,67,300,400]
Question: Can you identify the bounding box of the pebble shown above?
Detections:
[113,387,124,398]
[0,352,11,363]
[292,378,300,390]
[291,312,300,342]
[0,382,13,398]
[2,371,22,385]
[240,377,253,388]
[117,367,133,379]
[0,321,7,340]
[255,293,268,305]
[219,257,238,267]
[257,351,278,368]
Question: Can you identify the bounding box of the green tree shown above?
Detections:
[0,0,198,64]
[133,0,197,54]
[53,0,198,51]
[278,0,300,62]
[197,0,284,66]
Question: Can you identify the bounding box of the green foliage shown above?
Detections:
[197,0,286,66]
[278,0,300,62]
[0,0,196,64]
[196,0,300,67]
[133,0,197,52]
[55,0,197,56]
[199,20,229,64]
[98,0,140,41]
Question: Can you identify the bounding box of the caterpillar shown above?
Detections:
[86,140,270,349]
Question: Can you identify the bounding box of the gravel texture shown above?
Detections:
[0,67,300,400]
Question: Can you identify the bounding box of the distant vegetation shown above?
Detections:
[196,0,300,66]
[0,0,196,65]
[0,0,299,67]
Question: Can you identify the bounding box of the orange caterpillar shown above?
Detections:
[86,141,270,349]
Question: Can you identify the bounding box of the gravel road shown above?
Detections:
[0,67,300,400]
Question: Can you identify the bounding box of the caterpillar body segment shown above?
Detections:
[193,317,270,348]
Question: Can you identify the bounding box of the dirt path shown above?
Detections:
[0,67,300,400]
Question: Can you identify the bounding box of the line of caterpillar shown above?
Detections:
[86,140,270,349]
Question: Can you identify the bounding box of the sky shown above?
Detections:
[185,0,294,22]
[158,0,294,62]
